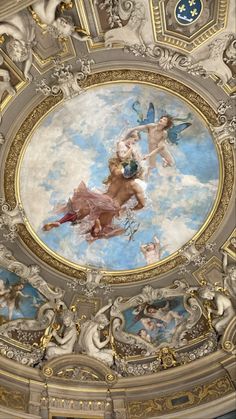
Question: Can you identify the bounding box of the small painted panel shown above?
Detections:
[123,297,189,347]
[19,83,219,271]
[0,267,45,323]
[175,0,202,25]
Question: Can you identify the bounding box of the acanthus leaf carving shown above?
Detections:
[210,100,236,148]
[0,199,24,241]
[125,34,235,86]
[36,58,94,100]
[68,268,112,297]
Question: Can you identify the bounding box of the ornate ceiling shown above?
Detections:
[0,1,235,419]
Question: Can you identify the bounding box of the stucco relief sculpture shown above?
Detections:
[0,244,64,333]
[210,100,236,147]
[45,309,77,359]
[110,281,204,355]
[0,200,24,241]
[0,10,35,80]
[77,269,111,297]
[78,300,113,366]
[190,34,234,85]
[31,0,90,41]
[224,38,236,66]
[187,0,236,85]
[96,0,153,47]
[0,257,235,372]
[0,55,16,124]
[36,58,94,99]
[198,285,235,335]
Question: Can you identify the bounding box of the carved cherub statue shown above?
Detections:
[45,309,77,359]
[198,285,235,334]
[78,301,113,366]
[0,11,35,80]
[31,0,90,41]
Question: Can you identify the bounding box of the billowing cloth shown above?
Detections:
[55,181,120,222]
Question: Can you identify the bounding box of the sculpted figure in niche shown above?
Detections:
[198,285,235,334]
[78,301,113,366]
[32,0,90,41]
[45,309,77,359]
[0,11,35,80]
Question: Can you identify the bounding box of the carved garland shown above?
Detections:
[3,70,234,284]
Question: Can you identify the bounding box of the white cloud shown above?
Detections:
[20,122,96,231]
[158,217,196,253]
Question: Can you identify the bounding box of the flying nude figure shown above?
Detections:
[42,158,145,242]
[132,101,192,174]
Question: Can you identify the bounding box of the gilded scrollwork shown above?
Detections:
[127,375,234,418]
[110,281,204,358]
[0,243,64,301]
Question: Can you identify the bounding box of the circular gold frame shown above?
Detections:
[4,70,234,284]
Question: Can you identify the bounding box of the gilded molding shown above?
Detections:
[152,0,228,52]
[193,256,222,284]
[221,228,236,260]
[127,375,235,418]
[0,384,27,411]
[3,70,234,284]
[195,140,234,247]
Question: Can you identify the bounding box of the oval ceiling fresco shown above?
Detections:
[18,83,219,272]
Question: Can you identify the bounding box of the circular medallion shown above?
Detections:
[175,0,202,25]
[17,81,219,273]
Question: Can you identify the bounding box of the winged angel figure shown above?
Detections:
[132,101,192,172]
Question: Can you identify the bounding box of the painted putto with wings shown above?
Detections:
[132,101,192,172]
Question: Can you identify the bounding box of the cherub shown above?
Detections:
[140,317,159,331]
[0,279,9,301]
[132,102,192,174]
[0,56,16,102]
[0,11,35,80]
[31,0,90,41]
[138,328,152,343]
[0,282,31,321]
[144,302,183,326]
[141,236,161,265]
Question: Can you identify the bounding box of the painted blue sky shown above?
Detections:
[20,83,219,271]
[0,268,45,321]
[123,297,189,346]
